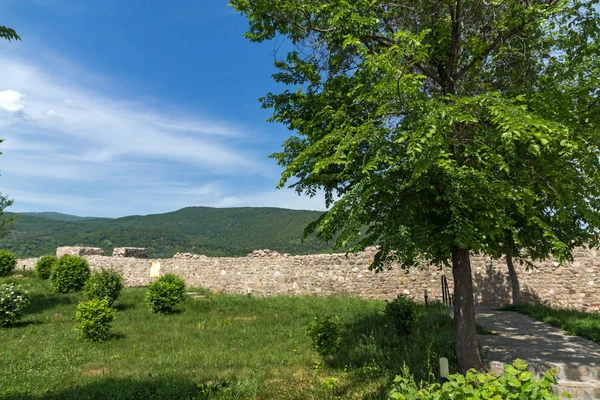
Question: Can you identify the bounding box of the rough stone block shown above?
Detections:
[56,246,104,257]
[112,247,148,258]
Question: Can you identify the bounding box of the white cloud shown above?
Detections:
[0,90,25,114]
[0,56,258,173]
[0,42,322,217]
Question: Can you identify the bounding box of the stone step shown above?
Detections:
[555,379,600,400]
[487,360,600,383]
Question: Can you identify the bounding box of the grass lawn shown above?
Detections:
[502,303,600,344]
[0,272,456,399]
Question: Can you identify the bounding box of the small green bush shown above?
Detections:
[75,299,116,342]
[0,250,17,277]
[306,315,343,356]
[35,255,57,280]
[389,359,563,399]
[385,295,419,335]
[146,274,186,314]
[0,283,30,327]
[50,255,91,293]
[83,269,123,306]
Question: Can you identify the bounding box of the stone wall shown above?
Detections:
[15,247,600,312]
[56,246,104,257]
[112,247,148,258]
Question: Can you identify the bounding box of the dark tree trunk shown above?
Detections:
[506,238,520,305]
[452,246,485,373]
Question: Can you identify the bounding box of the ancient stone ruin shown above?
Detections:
[56,246,104,257]
[247,249,291,258]
[15,245,600,312]
[112,247,148,258]
[172,252,209,260]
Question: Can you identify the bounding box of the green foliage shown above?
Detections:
[0,250,16,277]
[0,207,334,258]
[390,359,563,399]
[0,26,20,42]
[306,315,343,356]
[50,255,91,293]
[0,283,29,327]
[506,303,600,345]
[35,255,57,280]
[75,299,116,342]
[231,0,600,269]
[146,274,186,314]
[385,295,419,335]
[83,269,123,306]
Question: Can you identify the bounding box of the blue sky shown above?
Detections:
[0,0,325,217]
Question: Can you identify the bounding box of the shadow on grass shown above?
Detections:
[6,320,43,328]
[114,302,136,312]
[326,305,457,391]
[26,293,76,315]
[0,377,207,400]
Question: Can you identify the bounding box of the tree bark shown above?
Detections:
[452,246,485,373]
[506,238,520,305]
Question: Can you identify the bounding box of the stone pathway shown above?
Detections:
[476,308,600,400]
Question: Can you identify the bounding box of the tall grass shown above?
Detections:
[0,272,456,399]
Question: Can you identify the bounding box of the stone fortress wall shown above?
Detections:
[15,246,600,312]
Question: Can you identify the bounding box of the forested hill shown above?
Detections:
[0,207,332,258]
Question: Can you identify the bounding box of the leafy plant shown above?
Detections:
[75,299,116,342]
[35,255,57,280]
[50,255,91,293]
[306,315,343,356]
[0,283,29,327]
[146,274,186,314]
[385,295,419,335]
[0,250,17,277]
[83,269,123,306]
[389,359,565,399]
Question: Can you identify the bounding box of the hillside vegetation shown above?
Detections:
[0,207,333,258]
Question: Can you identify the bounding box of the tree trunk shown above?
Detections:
[506,238,520,305]
[452,246,484,373]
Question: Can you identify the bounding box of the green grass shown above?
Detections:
[0,272,457,399]
[502,303,600,344]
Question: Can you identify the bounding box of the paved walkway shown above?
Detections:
[475,308,600,399]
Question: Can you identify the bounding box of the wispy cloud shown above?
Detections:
[0,41,326,217]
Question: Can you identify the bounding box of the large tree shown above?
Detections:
[231,0,600,372]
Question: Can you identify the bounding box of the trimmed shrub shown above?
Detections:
[35,255,57,280]
[146,274,186,314]
[389,359,561,399]
[306,315,342,356]
[0,283,30,327]
[84,269,123,306]
[51,255,91,293]
[0,250,17,277]
[385,295,419,335]
[75,299,116,342]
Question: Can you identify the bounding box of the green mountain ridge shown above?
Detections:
[21,212,100,222]
[0,207,332,258]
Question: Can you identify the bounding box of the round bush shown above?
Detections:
[35,255,57,280]
[306,315,343,356]
[75,299,116,342]
[146,274,186,314]
[385,294,419,335]
[84,269,123,306]
[51,255,91,293]
[0,250,17,277]
[0,283,30,327]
